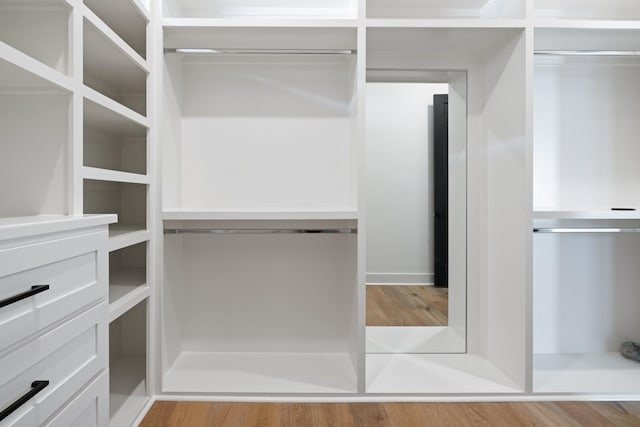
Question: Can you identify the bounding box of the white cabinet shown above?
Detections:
[0,216,113,426]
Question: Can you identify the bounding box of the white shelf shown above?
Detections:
[83,6,147,72]
[0,41,72,92]
[534,19,640,29]
[162,0,356,19]
[109,225,149,252]
[109,267,148,323]
[84,94,148,135]
[163,23,357,51]
[534,0,640,21]
[83,167,149,185]
[163,17,358,28]
[83,17,147,116]
[83,0,148,58]
[163,352,357,393]
[0,214,116,241]
[365,18,528,28]
[110,355,148,427]
[366,0,525,20]
[534,353,640,394]
[162,209,358,221]
[83,86,149,128]
[366,354,521,394]
[533,209,640,220]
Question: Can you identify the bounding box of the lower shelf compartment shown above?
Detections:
[534,352,640,394]
[163,352,357,394]
[110,355,148,427]
[366,354,521,394]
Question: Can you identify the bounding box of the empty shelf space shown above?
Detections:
[163,352,357,393]
[84,17,147,116]
[109,241,148,322]
[83,179,148,249]
[162,0,357,19]
[0,43,72,92]
[366,354,522,394]
[534,0,640,21]
[534,353,640,393]
[83,167,148,185]
[0,88,69,217]
[110,300,147,425]
[0,0,70,74]
[110,356,148,427]
[366,0,525,19]
[83,0,148,59]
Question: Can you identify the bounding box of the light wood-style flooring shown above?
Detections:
[366,285,448,327]
[140,401,640,426]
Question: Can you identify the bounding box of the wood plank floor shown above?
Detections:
[366,285,448,327]
[140,401,640,426]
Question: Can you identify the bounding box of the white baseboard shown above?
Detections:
[366,273,434,286]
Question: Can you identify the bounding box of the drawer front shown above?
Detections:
[45,370,108,427]
[0,230,107,353]
[0,302,107,427]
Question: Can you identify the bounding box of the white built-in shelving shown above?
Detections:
[162,0,357,19]
[532,14,640,394]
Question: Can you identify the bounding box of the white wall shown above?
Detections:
[365,82,448,284]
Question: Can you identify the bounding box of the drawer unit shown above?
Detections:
[0,229,107,354]
[44,370,108,427]
[0,301,107,426]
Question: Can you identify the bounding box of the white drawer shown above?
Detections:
[45,370,108,427]
[0,302,107,426]
[0,230,107,353]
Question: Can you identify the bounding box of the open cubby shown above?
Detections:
[0,0,70,74]
[0,59,70,218]
[109,241,147,310]
[84,18,147,116]
[367,0,525,19]
[83,0,147,59]
[109,300,148,426]
[534,31,640,211]
[534,0,640,20]
[533,229,640,393]
[84,98,147,175]
[162,220,358,393]
[162,27,357,213]
[163,0,357,19]
[83,180,147,237]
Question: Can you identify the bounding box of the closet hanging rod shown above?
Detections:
[164,228,357,235]
[533,228,640,233]
[534,50,640,56]
[164,48,356,55]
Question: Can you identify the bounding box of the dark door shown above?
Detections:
[433,94,448,288]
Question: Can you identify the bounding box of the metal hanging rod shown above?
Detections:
[535,50,640,57]
[533,228,640,234]
[165,48,356,55]
[164,228,357,235]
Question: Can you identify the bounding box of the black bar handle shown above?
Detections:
[0,285,50,309]
[0,380,49,421]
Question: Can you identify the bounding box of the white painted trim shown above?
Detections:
[366,273,434,285]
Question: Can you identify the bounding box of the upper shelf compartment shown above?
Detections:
[366,0,525,19]
[534,0,640,21]
[0,0,70,74]
[83,0,148,59]
[163,0,357,19]
[162,26,358,214]
[83,16,148,117]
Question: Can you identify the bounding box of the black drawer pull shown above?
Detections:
[0,380,49,421]
[0,285,50,309]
